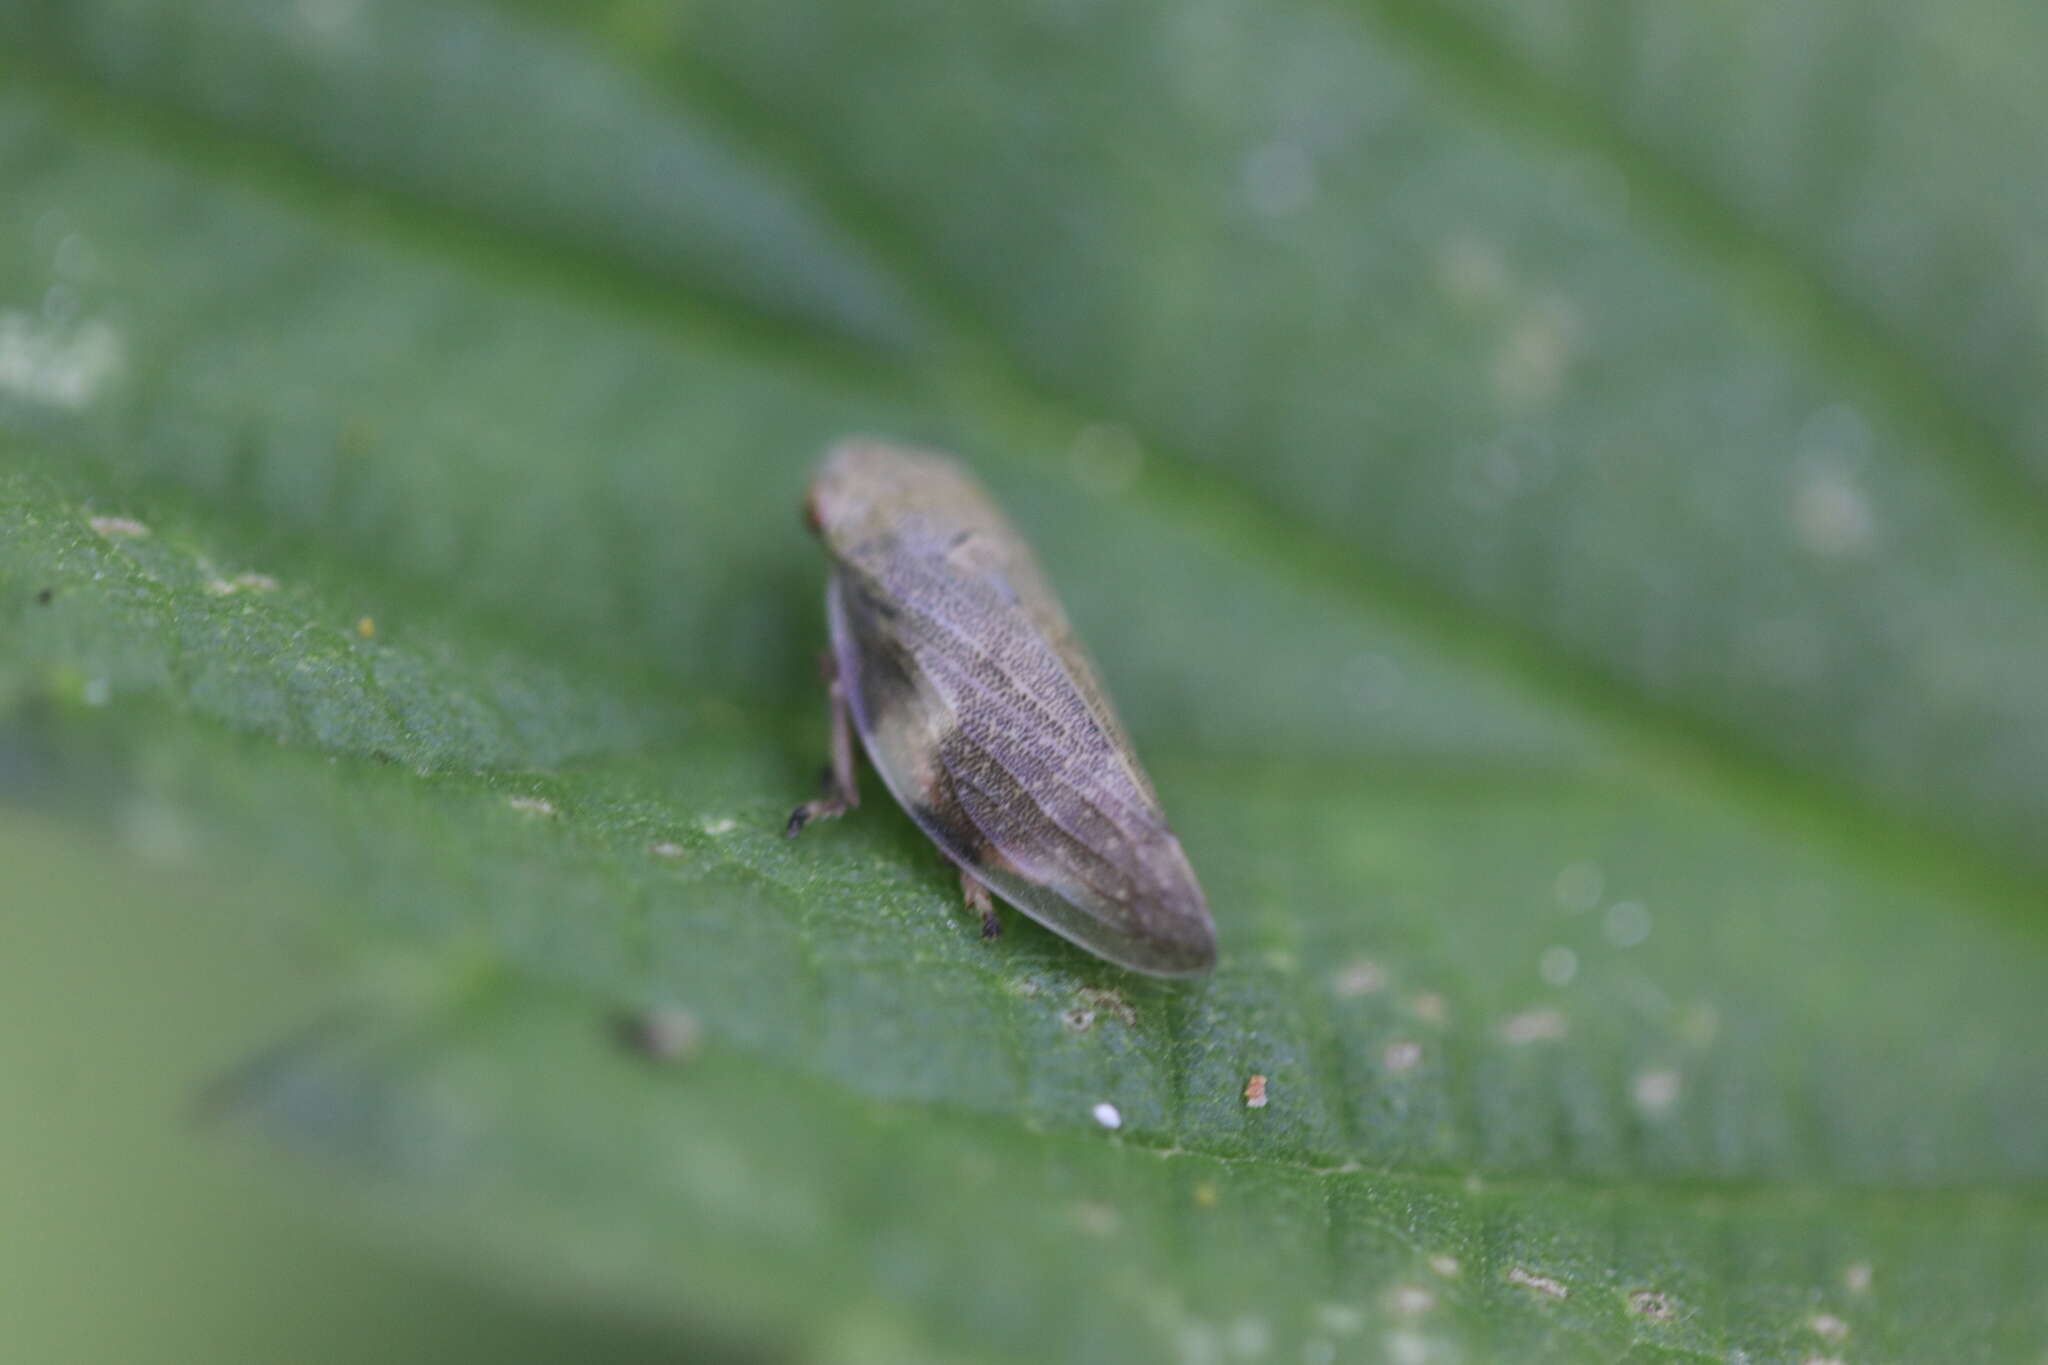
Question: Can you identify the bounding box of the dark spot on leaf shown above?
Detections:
[614,1007,702,1063]
[35,587,54,605]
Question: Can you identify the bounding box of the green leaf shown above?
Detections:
[4,2,2046,1362]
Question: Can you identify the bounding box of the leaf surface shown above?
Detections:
[3,2,2046,1360]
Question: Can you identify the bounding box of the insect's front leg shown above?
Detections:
[785,650,860,837]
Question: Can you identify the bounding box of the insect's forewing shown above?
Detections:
[828,542,1216,978]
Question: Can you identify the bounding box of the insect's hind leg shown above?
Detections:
[957,867,1002,940]
[785,650,860,837]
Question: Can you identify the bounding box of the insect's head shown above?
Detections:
[804,438,992,560]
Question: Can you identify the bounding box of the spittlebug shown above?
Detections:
[786,439,1216,978]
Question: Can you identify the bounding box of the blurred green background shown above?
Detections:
[3,2,2046,1361]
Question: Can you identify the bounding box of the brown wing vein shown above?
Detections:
[936,728,1142,922]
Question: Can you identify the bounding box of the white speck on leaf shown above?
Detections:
[1332,959,1386,998]
[1507,1266,1568,1299]
[1632,1067,1683,1117]
[1809,1314,1849,1343]
[1789,411,1877,559]
[1091,1102,1122,1130]
[206,571,280,596]
[1605,899,1652,947]
[1843,1261,1873,1294]
[1630,1290,1676,1322]
[1386,1285,1435,1315]
[507,796,557,818]
[1501,1008,1568,1044]
[1382,1040,1422,1072]
[88,515,149,540]
[1428,1255,1460,1278]
[701,816,738,836]
[1,314,123,409]
[1791,461,1877,557]
[648,841,687,859]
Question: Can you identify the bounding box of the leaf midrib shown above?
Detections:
[137,713,2029,1207]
